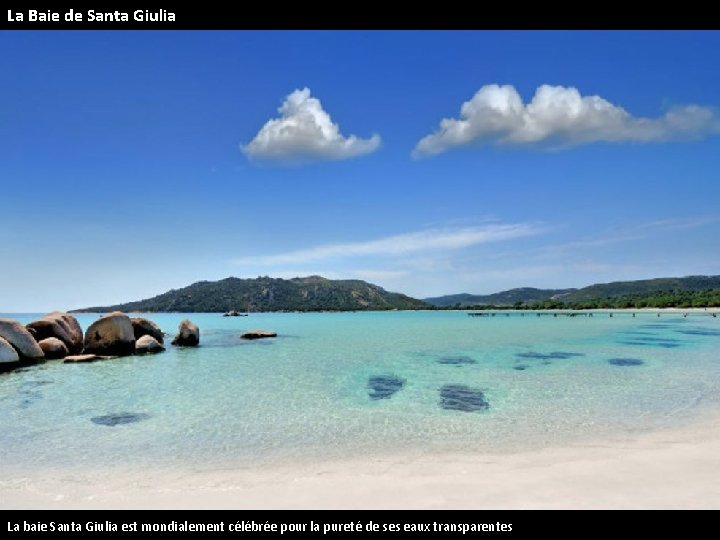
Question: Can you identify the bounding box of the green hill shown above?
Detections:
[424,288,575,307]
[558,275,720,303]
[73,275,429,313]
[532,288,720,309]
[425,275,720,308]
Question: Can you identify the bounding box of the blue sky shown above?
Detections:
[1,31,719,311]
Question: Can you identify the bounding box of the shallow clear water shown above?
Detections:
[1,311,719,474]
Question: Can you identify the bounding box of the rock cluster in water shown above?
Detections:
[83,312,136,356]
[131,317,164,344]
[0,311,200,372]
[27,311,83,354]
[0,336,20,365]
[38,337,68,359]
[172,319,200,346]
[240,329,277,340]
[0,319,45,362]
[135,335,165,354]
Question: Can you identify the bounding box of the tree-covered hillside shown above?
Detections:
[74,275,429,313]
[526,289,720,309]
[426,275,720,308]
[425,288,575,307]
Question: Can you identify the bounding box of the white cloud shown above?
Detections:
[241,87,380,162]
[634,216,720,232]
[529,216,720,259]
[455,265,562,284]
[349,269,410,281]
[233,223,540,266]
[413,84,719,156]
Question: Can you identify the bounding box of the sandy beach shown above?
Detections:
[2,409,719,510]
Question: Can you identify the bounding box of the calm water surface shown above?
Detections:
[1,311,719,474]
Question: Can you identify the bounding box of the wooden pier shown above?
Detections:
[467,310,718,318]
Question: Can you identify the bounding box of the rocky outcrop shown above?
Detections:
[0,336,20,366]
[83,311,135,356]
[0,318,45,361]
[171,319,199,346]
[135,335,165,354]
[130,317,164,344]
[224,310,240,317]
[240,329,277,340]
[26,312,83,354]
[38,337,68,359]
[64,354,100,363]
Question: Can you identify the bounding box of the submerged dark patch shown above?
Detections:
[515,352,546,359]
[608,358,645,367]
[368,375,405,400]
[18,397,38,409]
[513,364,529,371]
[627,336,681,343]
[516,351,585,360]
[17,380,51,408]
[91,413,150,426]
[676,329,720,337]
[618,340,681,348]
[19,380,52,389]
[437,355,477,365]
[439,384,489,412]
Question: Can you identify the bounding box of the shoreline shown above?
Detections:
[3,410,720,509]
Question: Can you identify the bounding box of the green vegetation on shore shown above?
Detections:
[524,288,720,310]
[451,289,720,310]
[557,275,720,303]
[425,275,720,308]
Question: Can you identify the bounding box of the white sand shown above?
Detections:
[2,411,720,509]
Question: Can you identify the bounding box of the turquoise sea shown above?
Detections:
[1,311,719,475]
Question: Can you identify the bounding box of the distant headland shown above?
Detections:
[70,274,720,313]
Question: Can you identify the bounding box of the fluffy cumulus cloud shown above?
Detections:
[413,84,719,157]
[242,88,380,162]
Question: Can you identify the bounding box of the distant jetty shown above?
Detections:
[468,309,718,318]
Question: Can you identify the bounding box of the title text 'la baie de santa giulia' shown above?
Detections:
[7,9,175,22]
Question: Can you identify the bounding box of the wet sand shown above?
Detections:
[2,411,719,509]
